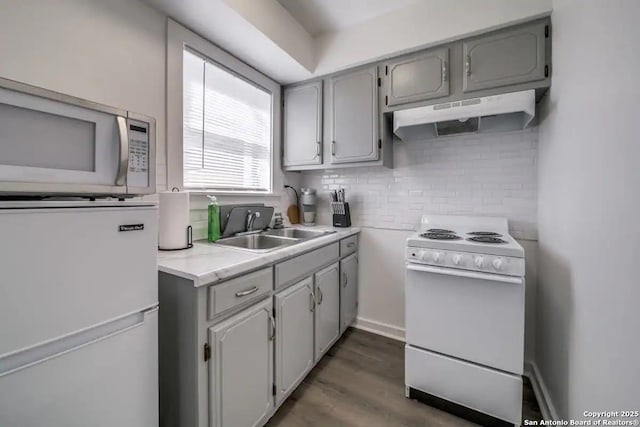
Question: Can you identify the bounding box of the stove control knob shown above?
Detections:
[432,252,443,263]
[452,254,462,265]
[492,258,504,270]
[419,250,429,262]
[475,256,485,268]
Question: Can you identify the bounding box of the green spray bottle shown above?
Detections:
[207,196,220,242]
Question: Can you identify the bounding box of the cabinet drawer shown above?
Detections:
[275,243,339,289]
[208,268,273,319]
[340,235,358,257]
[405,345,522,424]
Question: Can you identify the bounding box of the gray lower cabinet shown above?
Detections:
[340,253,358,334]
[208,298,274,427]
[283,82,323,167]
[329,66,379,164]
[159,236,359,427]
[386,47,450,106]
[313,262,340,359]
[463,20,547,93]
[274,277,314,405]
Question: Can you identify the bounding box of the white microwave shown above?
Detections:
[0,77,155,198]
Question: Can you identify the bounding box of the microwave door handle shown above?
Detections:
[115,116,129,186]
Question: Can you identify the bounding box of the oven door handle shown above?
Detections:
[406,263,523,285]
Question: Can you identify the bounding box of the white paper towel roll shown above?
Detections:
[159,190,190,250]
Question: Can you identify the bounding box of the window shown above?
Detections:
[182,49,273,193]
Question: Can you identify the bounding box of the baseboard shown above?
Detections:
[524,361,558,421]
[352,317,405,342]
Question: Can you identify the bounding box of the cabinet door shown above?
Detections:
[329,67,379,164]
[314,263,340,359]
[340,253,359,334]
[274,278,315,405]
[387,47,450,106]
[283,81,323,166]
[209,299,274,427]
[463,20,547,92]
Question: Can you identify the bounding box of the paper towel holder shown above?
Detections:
[158,225,193,251]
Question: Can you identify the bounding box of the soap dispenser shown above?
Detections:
[207,195,220,242]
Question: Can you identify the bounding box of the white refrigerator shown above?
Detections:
[0,201,158,427]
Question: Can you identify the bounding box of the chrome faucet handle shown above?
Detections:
[246,210,261,231]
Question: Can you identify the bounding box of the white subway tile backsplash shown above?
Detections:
[300,128,538,240]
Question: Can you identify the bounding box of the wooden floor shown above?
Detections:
[266,328,542,427]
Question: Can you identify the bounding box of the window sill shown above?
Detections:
[185,190,281,198]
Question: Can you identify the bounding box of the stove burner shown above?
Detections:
[421,232,462,240]
[468,231,503,237]
[426,228,455,234]
[467,236,508,244]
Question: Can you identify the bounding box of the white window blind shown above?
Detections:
[183,49,272,192]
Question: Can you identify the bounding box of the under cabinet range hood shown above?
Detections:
[393,90,535,141]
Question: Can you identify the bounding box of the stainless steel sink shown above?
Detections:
[262,228,335,240]
[215,234,297,252]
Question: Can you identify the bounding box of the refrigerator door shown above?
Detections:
[0,308,158,427]
[0,203,157,356]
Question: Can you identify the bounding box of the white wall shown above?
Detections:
[145,0,552,84]
[301,129,540,361]
[313,0,552,77]
[144,0,314,84]
[537,0,640,420]
[0,1,299,228]
[0,0,168,191]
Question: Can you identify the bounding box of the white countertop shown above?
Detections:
[157,226,360,287]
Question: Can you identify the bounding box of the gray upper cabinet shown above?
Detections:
[463,20,547,93]
[340,253,358,334]
[283,81,323,167]
[329,66,379,164]
[274,278,314,405]
[208,298,274,427]
[386,47,450,106]
[314,263,340,360]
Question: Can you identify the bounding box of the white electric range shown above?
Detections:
[404,215,525,425]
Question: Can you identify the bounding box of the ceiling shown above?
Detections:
[144,0,552,84]
[276,0,419,36]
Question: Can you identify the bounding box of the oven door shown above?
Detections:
[405,263,524,374]
[0,79,129,196]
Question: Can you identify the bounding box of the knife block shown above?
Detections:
[331,202,351,228]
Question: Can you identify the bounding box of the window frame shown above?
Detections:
[167,19,281,195]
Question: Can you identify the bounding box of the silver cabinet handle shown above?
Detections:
[317,288,323,305]
[315,141,321,158]
[115,116,129,186]
[309,291,315,312]
[235,286,259,297]
[331,140,336,156]
[465,55,471,77]
[347,242,355,248]
[268,314,276,341]
[343,272,348,288]
[442,60,448,82]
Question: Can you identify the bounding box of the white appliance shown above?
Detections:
[404,215,525,425]
[393,89,535,141]
[0,77,155,197]
[0,201,159,426]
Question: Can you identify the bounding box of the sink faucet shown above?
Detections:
[246,210,261,232]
